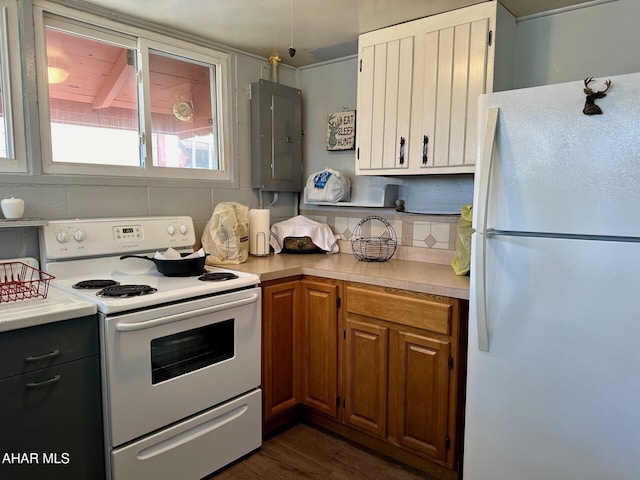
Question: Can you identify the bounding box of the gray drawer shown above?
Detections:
[0,315,98,379]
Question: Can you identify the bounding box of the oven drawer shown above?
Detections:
[0,315,98,379]
[111,389,262,480]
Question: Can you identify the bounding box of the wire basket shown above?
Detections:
[351,216,397,262]
[0,262,54,304]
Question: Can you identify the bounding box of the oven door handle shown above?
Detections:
[115,293,259,332]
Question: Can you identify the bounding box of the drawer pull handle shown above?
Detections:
[25,349,60,363]
[26,375,61,389]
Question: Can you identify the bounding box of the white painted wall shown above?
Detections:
[514,0,640,88]
[297,57,358,181]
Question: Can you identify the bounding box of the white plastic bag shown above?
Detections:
[304,168,350,203]
[201,202,249,264]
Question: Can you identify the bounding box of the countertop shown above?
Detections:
[0,288,97,333]
[223,253,470,300]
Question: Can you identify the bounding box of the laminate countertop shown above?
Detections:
[219,253,470,300]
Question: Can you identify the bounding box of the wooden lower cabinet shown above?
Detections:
[388,329,451,462]
[260,276,467,479]
[261,277,302,431]
[300,276,340,419]
[344,318,388,437]
[342,282,467,476]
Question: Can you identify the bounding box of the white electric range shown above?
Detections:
[40,216,263,480]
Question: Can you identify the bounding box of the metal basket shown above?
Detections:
[351,216,397,262]
[0,262,54,303]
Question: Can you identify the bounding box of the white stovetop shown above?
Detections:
[45,256,260,314]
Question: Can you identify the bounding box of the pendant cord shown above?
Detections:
[290,0,293,47]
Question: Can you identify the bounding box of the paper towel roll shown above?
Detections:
[249,209,270,256]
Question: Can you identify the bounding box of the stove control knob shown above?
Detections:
[56,230,68,243]
[179,224,188,235]
[74,229,86,242]
[167,225,176,236]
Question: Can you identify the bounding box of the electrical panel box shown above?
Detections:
[251,80,302,192]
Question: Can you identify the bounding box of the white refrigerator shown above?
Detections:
[465,72,640,480]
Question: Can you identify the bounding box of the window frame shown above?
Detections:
[0,0,27,173]
[33,2,233,183]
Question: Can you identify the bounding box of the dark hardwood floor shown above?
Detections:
[207,423,437,479]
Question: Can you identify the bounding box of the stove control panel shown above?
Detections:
[40,216,196,260]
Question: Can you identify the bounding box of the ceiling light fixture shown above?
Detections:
[47,66,69,84]
[288,0,296,58]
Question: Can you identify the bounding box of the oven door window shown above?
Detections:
[150,319,234,384]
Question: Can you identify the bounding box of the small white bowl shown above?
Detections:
[1,197,25,220]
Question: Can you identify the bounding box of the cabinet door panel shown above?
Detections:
[344,318,388,437]
[449,22,472,167]
[411,30,438,169]
[262,280,301,419]
[301,279,339,418]
[0,357,105,480]
[382,40,401,169]
[433,27,454,169]
[357,38,413,173]
[371,44,387,169]
[389,330,451,462]
[357,45,375,170]
[464,17,490,166]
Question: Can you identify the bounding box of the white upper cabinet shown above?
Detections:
[355,1,515,176]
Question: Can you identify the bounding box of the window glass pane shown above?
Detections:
[45,27,140,166]
[148,50,219,170]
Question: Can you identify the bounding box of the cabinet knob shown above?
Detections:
[422,135,429,165]
[399,137,406,165]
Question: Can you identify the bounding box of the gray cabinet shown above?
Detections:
[251,79,303,192]
[0,315,105,480]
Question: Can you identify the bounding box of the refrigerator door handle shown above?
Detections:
[474,233,490,351]
[475,107,499,235]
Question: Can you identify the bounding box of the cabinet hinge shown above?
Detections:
[343,399,346,408]
[359,59,362,72]
[487,30,493,46]
[445,436,451,449]
[448,356,454,370]
[337,297,341,309]
[336,396,340,408]
[343,329,346,340]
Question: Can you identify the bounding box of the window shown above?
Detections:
[35,8,230,181]
[0,1,27,173]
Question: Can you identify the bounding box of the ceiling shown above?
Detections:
[74,0,595,67]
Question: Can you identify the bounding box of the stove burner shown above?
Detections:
[97,284,158,298]
[198,272,239,282]
[73,279,120,289]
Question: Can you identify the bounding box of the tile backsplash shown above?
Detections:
[300,209,462,265]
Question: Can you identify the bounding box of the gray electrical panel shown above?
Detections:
[251,80,302,192]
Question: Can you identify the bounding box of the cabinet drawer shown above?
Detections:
[345,284,452,335]
[0,356,104,479]
[0,315,98,379]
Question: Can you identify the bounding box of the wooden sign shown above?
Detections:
[326,110,356,150]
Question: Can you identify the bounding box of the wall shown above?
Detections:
[514,0,640,88]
